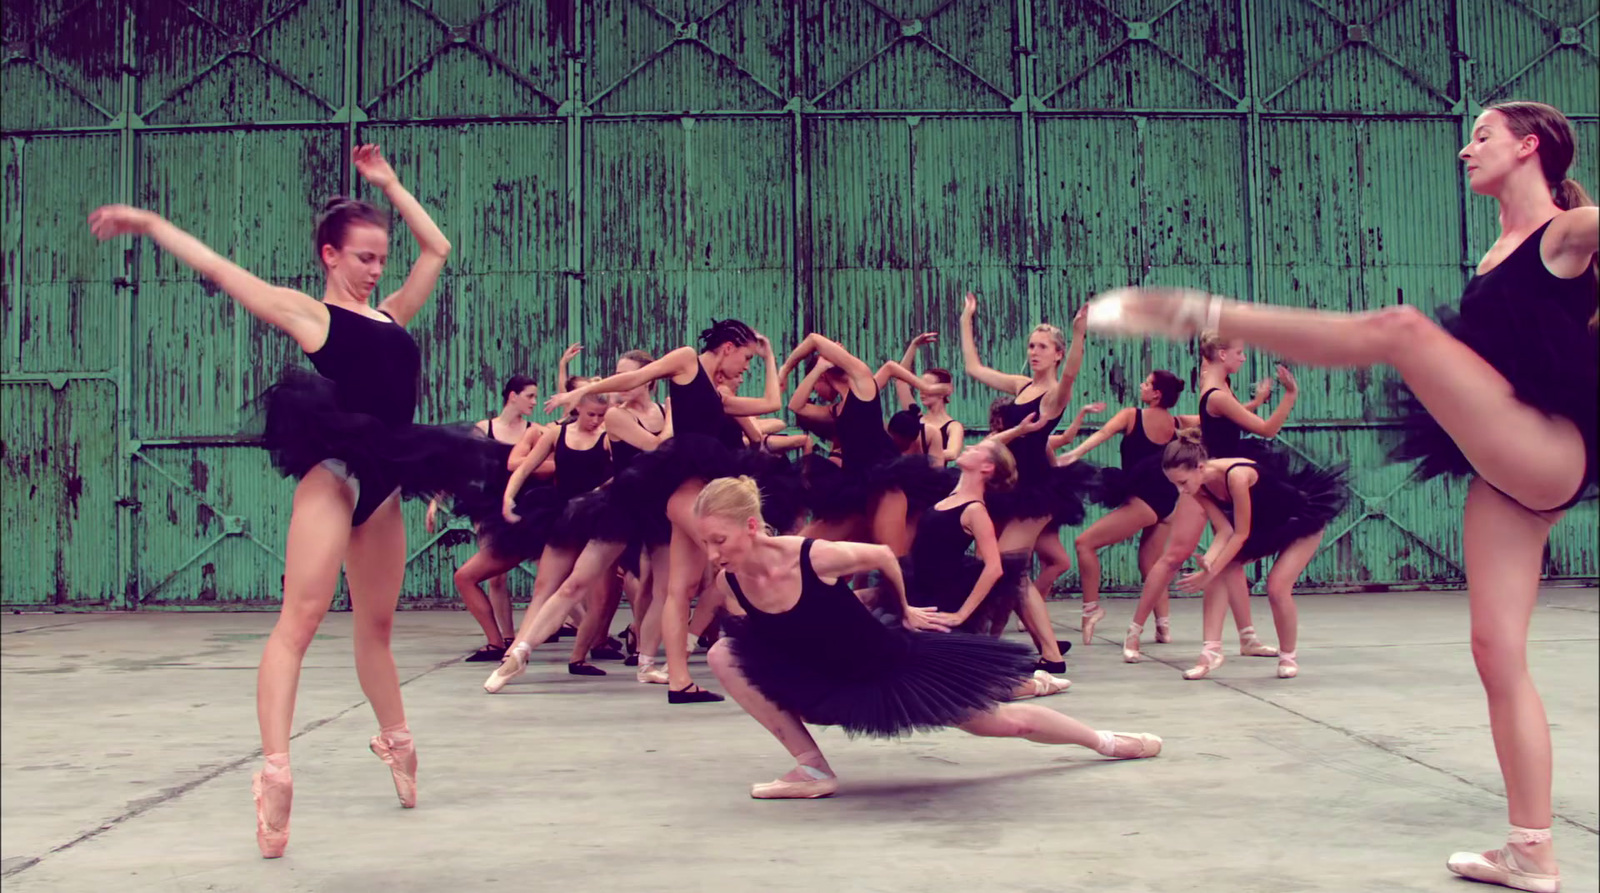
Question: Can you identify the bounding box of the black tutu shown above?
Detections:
[1096,455,1180,520]
[723,611,1036,738]
[802,453,954,522]
[590,434,806,546]
[259,368,506,507]
[897,555,1024,636]
[987,461,1103,528]
[1390,302,1598,504]
[1230,458,1351,563]
[475,481,561,560]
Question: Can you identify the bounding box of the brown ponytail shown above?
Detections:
[1553,177,1594,211]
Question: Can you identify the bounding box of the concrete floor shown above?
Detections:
[1,589,1595,893]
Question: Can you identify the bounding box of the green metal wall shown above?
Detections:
[1,0,1595,608]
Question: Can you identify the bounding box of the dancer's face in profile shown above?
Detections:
[1460,110,1532,197]
[322,223,388,299]
[1138,375,1157,405]
[509,385,539,417]
[698,513,757,569]
[1025,333,1062,372]
[716,343,755,381]
[1218,343,1246,374]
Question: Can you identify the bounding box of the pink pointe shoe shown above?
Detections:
[251,757,292,859]
[484,643,530,693]
[1098,732,1163,760]
[1122,622,1144,663]
[1153,616,1172,643]
[1447,831,1561,893]
[1183,642,1224,680]
[370,731,417,809]
[751,764,838,800]
[1239,626,1279,657]
[1277,651,1299,679]
[1085,287,1222,339]
[1080,602,1105,644]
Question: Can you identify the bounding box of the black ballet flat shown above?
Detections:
[552,625,578,641]
[465,644,507,663]
[1035,659,1067,674]
[590,645,625,661]
[623,654,639,667]
[602,636,624,652]
[568,662,607,677]
[1056,640,1073,654]
[667,684,725,704]
[696,633,719,650]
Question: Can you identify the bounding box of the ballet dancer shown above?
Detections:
[90,145,478,857]
[694,476,1162,800]
[1085,99,1595,893]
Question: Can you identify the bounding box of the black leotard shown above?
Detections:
[307,305,420,427]
[722,539,1034,737]
[998,389,1064,482]
[834,389,897,471]
[609,402,665,474]
[554,423,613,500]
[670,361,742,450]
[1119,408,1170,469]
[1198,388,1247,458]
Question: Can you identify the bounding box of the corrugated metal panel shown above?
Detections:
[361,0,565,121]
[1464,0,1595,114]
[589,0,789,114]
[13,135,122,373]
[4,0,1598,607]
[1254,0,1456,112]
[0,0,122,131]
[135,128,343,438]
[806,1,1013,110]
[0,381,119,605]
[137,0,343,125]
[135,445,297,606]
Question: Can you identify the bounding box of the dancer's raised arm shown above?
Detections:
[359,145,452,326]
[960,293,1030,393]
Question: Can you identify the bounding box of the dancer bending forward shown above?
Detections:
[694,476,1162,800]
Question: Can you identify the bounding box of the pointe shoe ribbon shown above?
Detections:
[1446,848,1560,893]
[1183,645,1224,680]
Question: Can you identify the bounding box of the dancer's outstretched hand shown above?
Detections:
[1275,364,1298,393]
[902,605,952,632]
[88,205,156,240]
[501,500,521,524]
[909,331,938,348]
[561,342,583,363]
[545,389,580,414]
[352,144,397,189]
[1016,411,1048,434]
[753,333,773,358]
[1254,375,1274,402]
[1178,556,1214,593]
[1081,401,1107,415]
[961,292,978,319]
[1072,304,1089,336]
